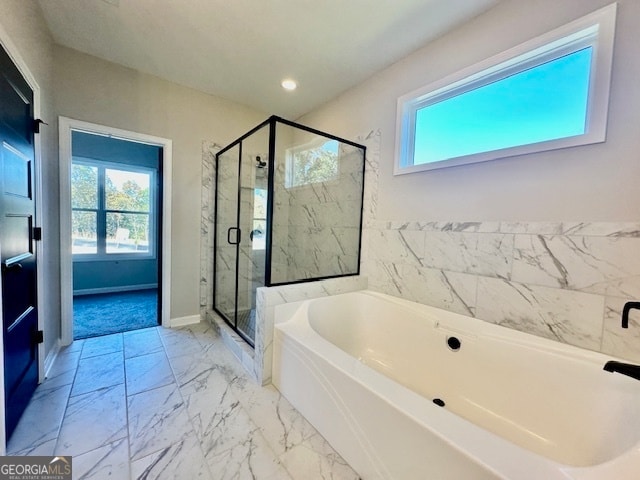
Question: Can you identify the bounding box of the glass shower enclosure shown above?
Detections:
[213,116,366,347]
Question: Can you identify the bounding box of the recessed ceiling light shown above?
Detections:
[281,79,297,91]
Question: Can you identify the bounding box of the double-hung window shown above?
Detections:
[72,159,155,259]
[395,3,616,174]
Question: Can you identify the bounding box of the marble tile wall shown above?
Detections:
[270,139,365,284]
[363,219,640,362]
[200,141,222,319]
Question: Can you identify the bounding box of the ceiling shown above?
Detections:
[38,0,500,119]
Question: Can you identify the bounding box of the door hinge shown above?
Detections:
[33,330,44,345]
[33,119,48,134]
[33,227,42,241]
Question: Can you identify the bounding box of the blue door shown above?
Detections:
[0,43,39,439]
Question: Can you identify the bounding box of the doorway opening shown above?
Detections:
[59,118,172,344]
[71,132,161,339]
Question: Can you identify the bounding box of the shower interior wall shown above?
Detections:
[270,122,364,284]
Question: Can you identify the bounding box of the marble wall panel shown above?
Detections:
[475,277,604,351]
[200,141,223,316]
[359,131,380,229]
[422,232,514,278]
[512,235,640,297]
[601,296,640,363]
[562,222,640,237]
[368,228,425,267]
[368,261,477,317]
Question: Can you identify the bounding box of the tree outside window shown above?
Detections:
[71,160,154,257]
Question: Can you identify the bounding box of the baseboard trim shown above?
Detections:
[43,341,61,380]
[73,284,158,296]
[169,314,200,328]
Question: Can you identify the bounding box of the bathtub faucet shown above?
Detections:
[621,301,640,328]
[603,361,640,381]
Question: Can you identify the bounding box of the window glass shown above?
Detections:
[414,48,592,165]
[252,188,267,250]
[289,140,339,187]
[72,210,97,254]
[106,169,150,212]
[71,160,154,258]
[71,164,98,209]
[106,212,150,253]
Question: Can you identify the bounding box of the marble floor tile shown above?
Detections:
[231,380,318,457]
[127,382,195,461]
[183,378,237,443]
[124,328,164,359]
[125,351,174,395]
[130,434,212,480]
[184,378,290,480]
[158,327,205,358]
[169,352,228,397]
[46,348,82,384]
[205,428,292,480]
[56,384,128,456]
[278,431,360,480]
[6,383,72,456]
[10,325,358,480]
[81,333,124,359]
[72,437,130,480]
[72,351,125,397]
[184,322,218,351]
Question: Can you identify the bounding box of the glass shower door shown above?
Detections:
[214,145,240,325]
[235,150,267,344]
[214,124,269,347]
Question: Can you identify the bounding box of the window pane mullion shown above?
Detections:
[97,166,107,255]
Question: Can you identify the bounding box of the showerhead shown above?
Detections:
[256,156,267,168]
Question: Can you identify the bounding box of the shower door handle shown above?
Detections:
[227,227,241,245]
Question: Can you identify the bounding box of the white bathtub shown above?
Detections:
[272,290,640,480]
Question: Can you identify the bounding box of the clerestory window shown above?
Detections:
[395,4,616,174]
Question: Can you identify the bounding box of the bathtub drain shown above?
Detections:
[433,398,445,407]
[447,336,461,351]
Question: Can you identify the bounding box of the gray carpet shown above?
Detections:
[73,289,159,339]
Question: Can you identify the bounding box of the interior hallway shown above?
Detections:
[7,323,359,480]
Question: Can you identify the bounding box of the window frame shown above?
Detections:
[394,3,617,175]
[71,157,157,261]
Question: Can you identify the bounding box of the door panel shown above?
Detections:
[0,43,39,440]
[213,126,269,348]
[214,145,240,322]
[3,142,31,197]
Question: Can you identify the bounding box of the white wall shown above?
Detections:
[53,45,267,319]
[301,0,640,223]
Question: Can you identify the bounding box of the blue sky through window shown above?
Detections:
[413,47,593,164]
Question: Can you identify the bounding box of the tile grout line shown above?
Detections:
[51,337,86,457]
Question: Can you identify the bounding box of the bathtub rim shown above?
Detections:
[273,289,640,480]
